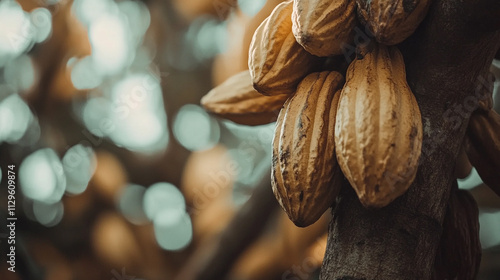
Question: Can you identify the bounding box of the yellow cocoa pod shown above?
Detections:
[272,71,344,227]
[202,70,288,125]
[356,0,431,45]
[292,0,357,57]
[465,109,500,196]
[335,44,423,208]
[249,0,321,96]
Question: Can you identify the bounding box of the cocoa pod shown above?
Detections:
[240,0,288,72]
[454,143,472,179]
[201,70,288,125]
[213,1,286,86]
[272,71,344,227]
[335,44,423,208]
[249,0,321,96]
[465,109,500,196]
[433,188,481,280]
[356,0,432,45]
[292,0,357,57]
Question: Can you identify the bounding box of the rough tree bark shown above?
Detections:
[320,0,500,279]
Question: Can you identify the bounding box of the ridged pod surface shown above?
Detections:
[292,0,357,57]
[465,109,500,196]
[334,44,423,208]
[249,0,320,96]
[356,0,432,45]
[433,188,481,280]
[272,71,344,227]
[201,70,288,126]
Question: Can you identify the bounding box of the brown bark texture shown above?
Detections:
[320,0,500,279]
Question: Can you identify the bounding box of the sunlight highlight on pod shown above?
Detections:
[154,208,193,251]
[143,182,186,221]
[33,200,64,227]
[479,211,500,249]
[63,144,97,195]
[173,104,220,151]
[0,93,34,144]
[108,72,169,153]
[0,1,32,66]
[19,149,66,203]
[118,184,148,225]
[3,54,36,92]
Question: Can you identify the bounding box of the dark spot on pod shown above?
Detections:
[280,148,290,162]
[409,126,418,140]
[375,184,380,192]
[299,191,304,202]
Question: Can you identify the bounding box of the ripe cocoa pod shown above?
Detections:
[433,188,481,280]
[335,44,423,208]
[465,109,500,196]
[201,70,288,125]
[272,71,344,227]
[292,0,357,57]
[356,0,432,45]
[240,0,288,72]
[249,0,321,96]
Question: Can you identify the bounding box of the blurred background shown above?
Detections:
[0,0,498,279]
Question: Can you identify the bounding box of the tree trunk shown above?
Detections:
[320,0,500,279]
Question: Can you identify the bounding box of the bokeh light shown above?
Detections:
[30,7,52,43]
[458,168,483,190]
[108,72,169,153]
[19,148,66,203]
[82,96,111,137]
[173,104,220,151]
[117,0,150,44]
[3,54,36,92]
[238,0,267,17]
[0,93,34,143]
[154,208,193,251]
[117,183,148,225]
[89,13,131,75]
[33,200,64,227]
[72,0,116,27]
[0,1,33,66]
[143,182,186,221]
[70,56,103,90]
[63,144,97,195]
[479,211,500,249]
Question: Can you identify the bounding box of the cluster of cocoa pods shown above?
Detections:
[201,0,500,276]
